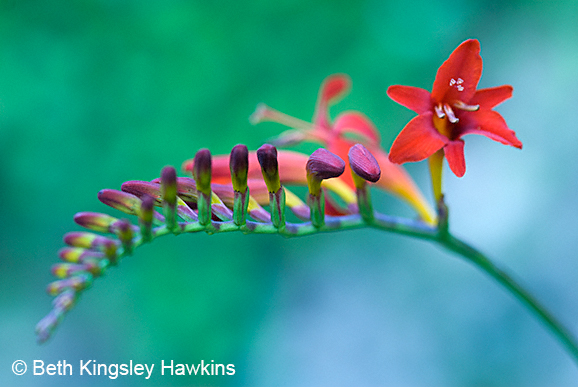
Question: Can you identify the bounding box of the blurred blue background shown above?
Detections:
[1,0,577,385]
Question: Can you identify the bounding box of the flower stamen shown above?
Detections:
[434,104,446,119]
[443,104,459,124]
[453,100,480,112]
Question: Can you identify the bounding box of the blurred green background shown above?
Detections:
[1,0,577,385]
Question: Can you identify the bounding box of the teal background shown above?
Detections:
[1,0,577,385]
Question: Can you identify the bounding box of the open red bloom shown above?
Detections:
[387,39,522,177]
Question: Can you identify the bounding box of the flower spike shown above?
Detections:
[40,71,578,377]
[193,149,213,226]
[348,144,381,222]
[306,148,345,228]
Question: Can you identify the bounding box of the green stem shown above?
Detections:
[153,216,578,363]
[47,210,578,364]
[438,233,578,363]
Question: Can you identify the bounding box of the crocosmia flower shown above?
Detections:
[387,39,522,178]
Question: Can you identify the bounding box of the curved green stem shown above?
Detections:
[142,216,578,364]
[40,208,578,365]
[437,233,578,363]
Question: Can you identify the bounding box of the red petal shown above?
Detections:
[431,39,482,104]
[459,110,522,148]
[470,85,513,109]
[387,85,432,114]
[388,112,447,164]
[444,140,466,177]
[332,111,381,145]
[313,74,352,129]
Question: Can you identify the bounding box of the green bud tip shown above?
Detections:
[257,144,281,193]
[229,144,249,193]
[348,144,381,183]
[193,148,212,195]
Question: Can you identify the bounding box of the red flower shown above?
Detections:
[387,39,522,177]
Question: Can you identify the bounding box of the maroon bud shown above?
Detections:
[161,166,178,205]
[348,144,381,183]
[306,148,345,180]
[257,144,281,193]
[193,149,212,195]
[230,144,249,192]
[98,189,142,215]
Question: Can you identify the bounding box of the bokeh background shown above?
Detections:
[1,0,577,386]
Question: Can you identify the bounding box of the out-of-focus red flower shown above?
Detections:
[249,74,436,224]
[387,39,522,178]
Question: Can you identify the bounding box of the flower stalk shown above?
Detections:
[34,56,578,376]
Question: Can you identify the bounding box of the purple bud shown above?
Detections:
[121,181,162,203]
[257,144,281,193]
[63,232,118,259]
[306,148,345,180]
[139,194,155,223]
[193,149,212,195]
[229,144,249,193]
[348,144,381,183]
[74,212,119,233]
[58,247,105,263]
[115,219,133,242]
[46,273,93,296]
[52,289,77,311]
[98,189,142,215]
[161,166,178,206]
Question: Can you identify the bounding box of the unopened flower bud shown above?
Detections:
[257,144,281,193]
[63,232,117,259]
[306,148,345,196]
[160,166,177,206]
[98,189,142,216]
[58,247,104,263]
[121,181,162,204]
[47,273,93,296]
[348,144,381,185]
[193,149,212,195]
[73,212,120,233]
[229,144,249,193]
